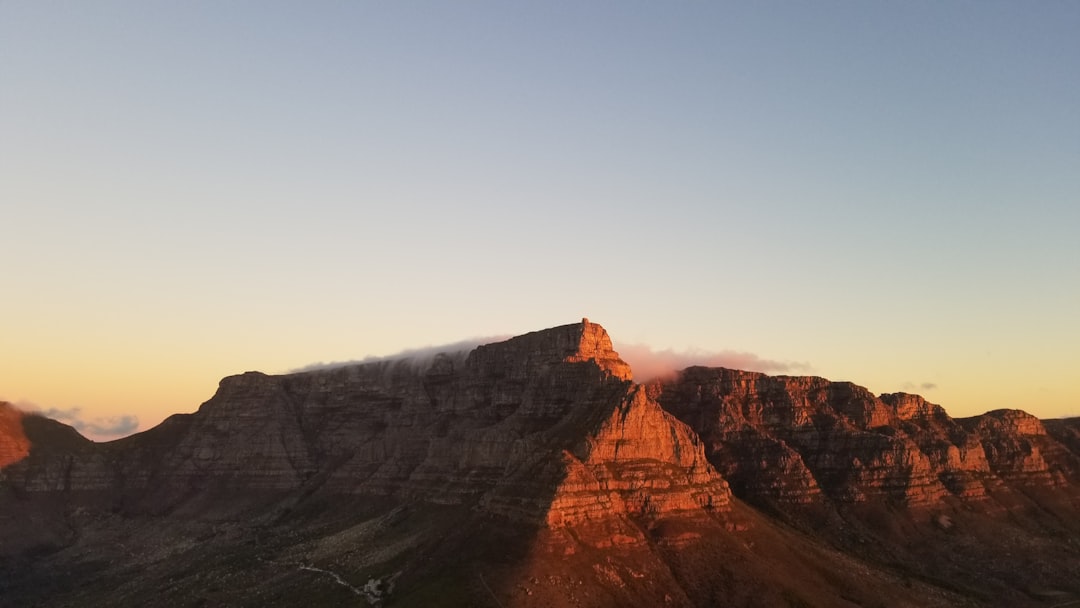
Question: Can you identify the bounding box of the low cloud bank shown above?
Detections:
[293,337,806,383]
[291,336,510,374]
[615,343,810,382]
[33,406,140,440]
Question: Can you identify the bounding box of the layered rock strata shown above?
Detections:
[656,367,1080,510]
[960,409,1080,486]
[0,320,729,527]
[3,321,1080,608]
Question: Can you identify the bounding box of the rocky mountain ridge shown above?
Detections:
[654,367,1080,511]
[2,319,1079,607]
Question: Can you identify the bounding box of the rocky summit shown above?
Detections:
[2,320,1079,607]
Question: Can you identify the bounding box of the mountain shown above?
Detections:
[2,320,1079,607]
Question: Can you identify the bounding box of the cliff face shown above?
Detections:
[3,320,1079,608]
[1046,417,1080,459]
[655,367,1080,511]
[0,403,107,492]
[1,320,728,527]
[0,403,29,469]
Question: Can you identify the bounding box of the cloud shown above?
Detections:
[290,335,809,384]
[900,381,938,392]
[614,343,810,382]
[33,407,140,440]
[290,336,510,374]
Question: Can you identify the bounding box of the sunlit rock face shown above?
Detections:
[0,403,30,469]
[536,384,729,528]
[1,320,729,527]
[650,370,824,505]
[4,321,1080,608]
[4,322,1077,520]
[656,366,1080,514]
[880,392,992,499]
[656,368,1080,509]
[960,409,1080,486]
[655,368,953,506]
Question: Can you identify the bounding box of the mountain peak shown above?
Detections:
[566,318,633,381]
[467,318,633,382]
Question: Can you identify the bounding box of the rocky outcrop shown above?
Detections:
[959,409,1080,487]
[881,393,992,498]
[537,385,728,528]
[646,372,822,505]
[4,326,1076,519]
[0,402,30,469]
[0,404,114,492]
[655,368,950,506]
[657,369,1080,511]
[1,320,729,528]
[3,321,1080,608]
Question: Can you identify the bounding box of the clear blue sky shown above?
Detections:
[3,2,1078,438]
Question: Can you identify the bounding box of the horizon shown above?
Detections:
[3,3,1078,439]
[6,318,1077,443]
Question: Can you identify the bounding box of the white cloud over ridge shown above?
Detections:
[31,406,139,441]
[614,343,810,382]
[290,336,511,374]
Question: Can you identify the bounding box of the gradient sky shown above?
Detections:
[3,2,1078,439]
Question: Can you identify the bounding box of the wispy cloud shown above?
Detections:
[614,343,810,382]
[290,336,510,374]
[33,406,139,440]
[290,335,809,384]
[900,381,938,392]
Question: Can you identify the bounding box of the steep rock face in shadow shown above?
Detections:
[1046,417,1080,462]
[0,406,110,492]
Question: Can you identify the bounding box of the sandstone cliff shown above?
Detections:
[655,367,1080,513]
[0,403,29,469]
[2,320,1079,608]
[1,320,728,527]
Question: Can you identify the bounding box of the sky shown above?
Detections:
[2,2,1078,439]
